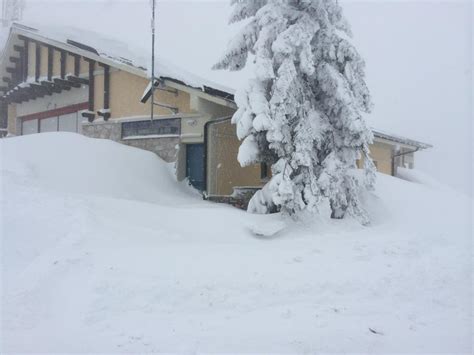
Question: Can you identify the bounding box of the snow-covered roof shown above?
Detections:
[372,129,432,150]
[1,22,431,150]
[2,22,236,96]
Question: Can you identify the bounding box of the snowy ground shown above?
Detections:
[1,133,472,353]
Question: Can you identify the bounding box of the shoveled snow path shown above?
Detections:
[1,133,472,353]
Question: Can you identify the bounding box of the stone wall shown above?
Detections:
[82,120,179,163]
[123,136,179,163]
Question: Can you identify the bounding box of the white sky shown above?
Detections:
[21,0,473,196]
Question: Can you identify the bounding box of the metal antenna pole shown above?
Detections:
[150,0,155,121]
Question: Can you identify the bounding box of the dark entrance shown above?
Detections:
[186,143,204,191]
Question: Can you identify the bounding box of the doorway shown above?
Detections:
[186,143,204,191]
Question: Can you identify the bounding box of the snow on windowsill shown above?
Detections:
[181,133,202,138]
[122,134,180,141]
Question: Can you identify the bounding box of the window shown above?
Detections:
[22,119,38,135]
[40,117,58,133]
[122,118,181,139]
[58,113,78,132]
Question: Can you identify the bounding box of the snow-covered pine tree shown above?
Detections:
[214,0,376,224]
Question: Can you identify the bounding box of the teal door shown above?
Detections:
[186,144,204,191]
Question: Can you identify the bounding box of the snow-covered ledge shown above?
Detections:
[122,134,180,141]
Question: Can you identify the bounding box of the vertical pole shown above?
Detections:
[2,0,6,28]
[150,0,155,121]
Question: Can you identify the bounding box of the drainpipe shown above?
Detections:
[150,0,156,122]
[391,147,419,177]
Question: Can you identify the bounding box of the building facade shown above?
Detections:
[0,23,432,202]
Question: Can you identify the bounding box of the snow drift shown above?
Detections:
[1,133,472,353]
[0,132,193,203]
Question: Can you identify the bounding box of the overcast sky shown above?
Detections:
[21,0,473,196]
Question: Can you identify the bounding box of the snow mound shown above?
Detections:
[248,218,287,238]
[0,132,193,203]
[397,167,449,190]
[1,133,472,353]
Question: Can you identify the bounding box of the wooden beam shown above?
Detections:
[66,75,89,86]
[19,102,89,122]
[23,38,29,81]
[35,43,41,82]
[87,60,95,121]
[53,78,81,88]
[6,67,19,87]
[67,39,99,55]
[30,82,51,96]
[53,78,75,90]
[40,81,62,94]
[9,57,20,64]
[23,89,43,100]
[2,79,13,91]
[18,55,22,84]
[104,64,110,111]
[74,55,80,77]
[13,45,25,52]
[7,90,26,103]
[47,46,53,81]
[60,50,66,79]
[17,34,30,42]
[100,64,110,120]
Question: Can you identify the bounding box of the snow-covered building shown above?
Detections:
[0,23,431,200]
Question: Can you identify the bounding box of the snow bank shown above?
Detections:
[1,134,472,353]
[0,132,193,203]
[397,167,449,190]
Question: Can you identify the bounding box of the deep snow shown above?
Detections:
[1,133,472,353]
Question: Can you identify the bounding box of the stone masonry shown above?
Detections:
[82,120,179,163]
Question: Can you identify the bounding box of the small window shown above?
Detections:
[122,118,181,139]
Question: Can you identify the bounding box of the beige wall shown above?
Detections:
[26,43,89,79]
[39,46,48,78]
[27,41,36,79]
[79,57,89,77]
[190,96,235,119]
[7,104,17,135]
[207,122,396,196]
[105,70,193,119]
[370,141,393,175]
[358,140,394,175]
[94,71,104,114]
[52,49,61,77]
[65,54,75,76]
[207,119,262,196]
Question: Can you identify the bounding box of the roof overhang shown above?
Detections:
[0,23,148,81]
[1,23,237,108]
[373,129,432,150]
